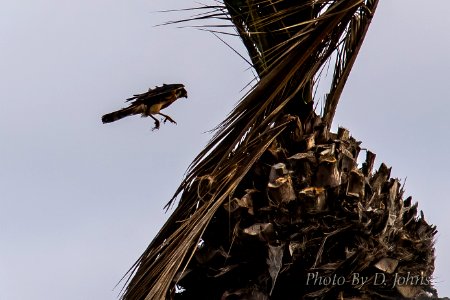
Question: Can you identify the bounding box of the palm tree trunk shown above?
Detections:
[173,119,437,299]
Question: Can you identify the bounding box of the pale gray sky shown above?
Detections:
[0,1,449,299]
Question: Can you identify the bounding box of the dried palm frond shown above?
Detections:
[163,0,377,126]
[120,1,385,299]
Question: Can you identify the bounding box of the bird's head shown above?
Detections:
[177,86,188,99]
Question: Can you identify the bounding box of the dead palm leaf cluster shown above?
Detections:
[171,122,437,299]
[120,1,438,299]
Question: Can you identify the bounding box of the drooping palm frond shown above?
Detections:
[121,1,380,299]
[164,0,377,124]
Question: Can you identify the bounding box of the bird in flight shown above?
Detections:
[102,83,187,130]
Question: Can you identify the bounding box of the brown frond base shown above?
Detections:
[174,114,437,300]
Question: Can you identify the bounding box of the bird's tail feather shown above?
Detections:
[102,107,136,123]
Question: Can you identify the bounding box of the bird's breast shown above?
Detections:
[148,103,163,114]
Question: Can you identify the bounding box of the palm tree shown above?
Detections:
[120,1,437,299]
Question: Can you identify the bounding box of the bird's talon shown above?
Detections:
[163,117,176,124]
[152,120,160,131]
